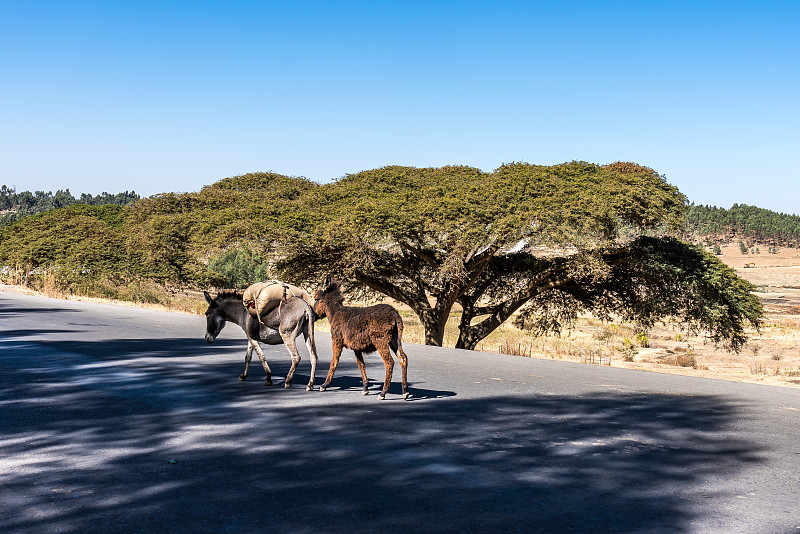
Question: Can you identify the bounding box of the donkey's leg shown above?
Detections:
[320,338,344,392]
[390,336,409,399]
[240,343,253,381]
[396,345,410,400]
[375,340,394,400]
[303,331,318,391]
[280,331,302,389]
[250,339,272,386]
[353,351,369,395]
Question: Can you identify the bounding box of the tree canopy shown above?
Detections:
[275,161,761,351]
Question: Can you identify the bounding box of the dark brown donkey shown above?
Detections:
[313,277,409,400]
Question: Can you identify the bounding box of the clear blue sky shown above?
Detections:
[2,1,798,214]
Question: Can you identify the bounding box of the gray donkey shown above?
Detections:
[204,291,319,390]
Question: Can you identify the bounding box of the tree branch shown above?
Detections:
[353,269,430,311]
[398,240,439,269]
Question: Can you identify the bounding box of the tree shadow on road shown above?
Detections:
[1,334,767,533]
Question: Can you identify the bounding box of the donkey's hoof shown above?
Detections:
[403,392,411,400]
[264,378,272,386]
[284,380,293,389]
[238,374,247,382]
[378,393,386,400]
[362,389,369,396]
[306,385,314,391]
[320,385,328,392]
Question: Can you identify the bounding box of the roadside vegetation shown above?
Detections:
[0,163,771,355]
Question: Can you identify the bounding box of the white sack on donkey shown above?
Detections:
[242,280,315,324]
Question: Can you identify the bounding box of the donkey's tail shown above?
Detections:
[301,299,315,349]
[393,310,405,347]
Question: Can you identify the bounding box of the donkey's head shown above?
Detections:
[313,275,343,319]
[203,291,233,343]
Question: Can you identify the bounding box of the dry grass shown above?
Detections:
[663,352,698,369]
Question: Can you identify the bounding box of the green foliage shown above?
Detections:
[511,237,762,352]
[207,248,270,288]
[205,172,314,199]
[0,205,128,292]
[635,332,650,347]
[0,172,316,293]
[120,172,316,286]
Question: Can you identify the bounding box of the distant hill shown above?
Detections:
[0,185,140,227]
[685,203,800,248]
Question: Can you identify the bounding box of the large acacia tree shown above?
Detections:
[277,161,762,350]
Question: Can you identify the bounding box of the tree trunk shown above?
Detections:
[455,293,536,351]
[455,315,503,351]
[418,307,450,347]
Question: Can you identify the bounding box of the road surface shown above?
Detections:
[2,290,799,533]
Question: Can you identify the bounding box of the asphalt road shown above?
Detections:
[2,290,800,533]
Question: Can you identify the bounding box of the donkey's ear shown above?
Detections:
[204,291,217,308]
[323,274,332,289]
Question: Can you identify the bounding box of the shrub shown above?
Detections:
[593,327,615,343]
[207,248,270,289]
[635,332,650,348]
[620,338,637,361]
